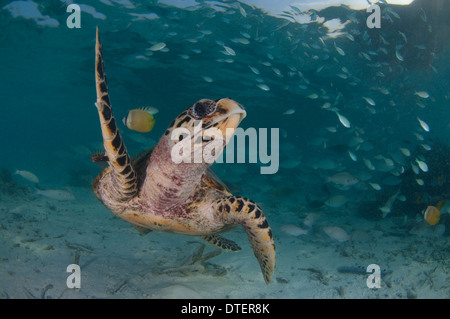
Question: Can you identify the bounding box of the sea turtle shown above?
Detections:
[92,29,275,284]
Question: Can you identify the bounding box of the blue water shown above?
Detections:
[0,0,449,299]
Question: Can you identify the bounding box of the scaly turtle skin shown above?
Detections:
[92,29,275,284]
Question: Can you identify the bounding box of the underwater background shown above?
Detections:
[0,0,449,299]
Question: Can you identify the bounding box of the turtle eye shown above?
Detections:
[190,99,217,118]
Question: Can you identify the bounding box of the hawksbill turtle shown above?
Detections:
[92,29,275,284]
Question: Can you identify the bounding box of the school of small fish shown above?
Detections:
[271,2,443,232]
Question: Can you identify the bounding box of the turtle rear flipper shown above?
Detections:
[95,28,137,202]
[201,234,241,252]
[132,224,153,235]
[215,197,275,284]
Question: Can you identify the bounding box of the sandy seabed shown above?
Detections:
[0,187,449,300]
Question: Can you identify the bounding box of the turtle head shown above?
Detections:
[144,98,246,208]
[189,98,246,132]
[164,98,246,165]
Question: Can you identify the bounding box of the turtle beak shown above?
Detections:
[210,98,246,129]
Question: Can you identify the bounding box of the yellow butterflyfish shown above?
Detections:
[422,205,440,226]
[122,107,157,133]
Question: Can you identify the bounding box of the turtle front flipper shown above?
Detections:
[94,28,137,202]
[214,197,275,284]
